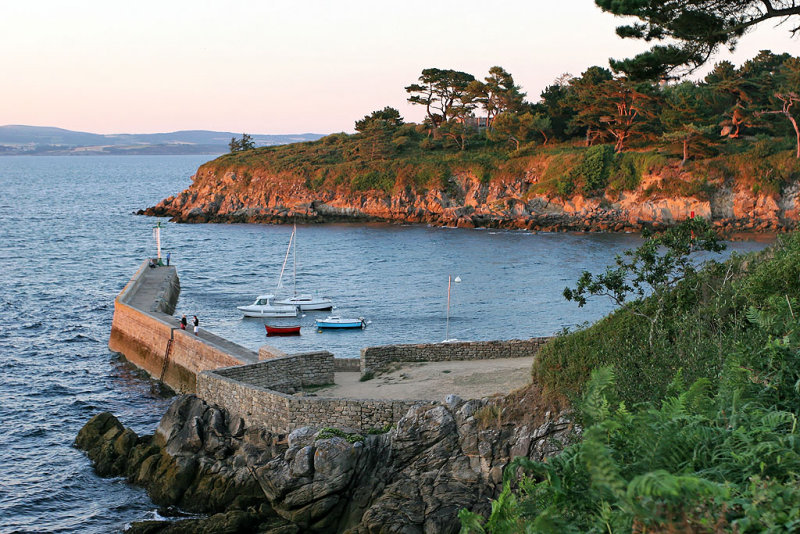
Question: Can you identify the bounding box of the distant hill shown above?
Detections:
[0,125,325,155]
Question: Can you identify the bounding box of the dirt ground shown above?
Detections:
[313,356,535,401]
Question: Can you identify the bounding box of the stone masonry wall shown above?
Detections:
[333,358,361,372]
[213,352,334,394]
[109,260,252,393]
[197,368,430,433]
[360,337,552,374]
[196,371,291,433]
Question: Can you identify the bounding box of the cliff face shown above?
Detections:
[144,161,800,232]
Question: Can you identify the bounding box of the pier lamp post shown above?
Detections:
[445,275,461,342]
[152,221,162,262]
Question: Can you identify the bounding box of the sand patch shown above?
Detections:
[314,356,534,401]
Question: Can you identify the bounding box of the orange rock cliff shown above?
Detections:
[143,160,800,233]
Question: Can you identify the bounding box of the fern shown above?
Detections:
[580,366,616,427]
[462,250,800,532]
[458,509,487,534]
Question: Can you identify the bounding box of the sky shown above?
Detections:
[2,1,798,135]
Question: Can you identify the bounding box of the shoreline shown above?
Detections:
[140,206,789,241]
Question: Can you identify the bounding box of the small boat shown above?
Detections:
[315,316,366,329]
[265,324,301,336]
[237,294,298,318]
[274,294,333,311]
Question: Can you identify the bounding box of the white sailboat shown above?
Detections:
[237,294,298,318]
[274,224,333,311]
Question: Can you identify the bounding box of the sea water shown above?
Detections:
[0,155,770,533]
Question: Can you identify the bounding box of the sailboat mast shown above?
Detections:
[292,223,297,297]
[445,275,451,340]
[276,227,295,291]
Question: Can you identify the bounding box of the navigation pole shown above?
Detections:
[153,221,162,261]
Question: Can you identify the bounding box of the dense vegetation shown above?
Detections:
[215,51,799,201]
[460,229,800,532]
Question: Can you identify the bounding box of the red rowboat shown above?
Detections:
[265,324,301,336]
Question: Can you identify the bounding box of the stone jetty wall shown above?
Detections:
[197,365,428,433]
[109,260,255,393]
[213,351,335,394]
[361,337,553,374]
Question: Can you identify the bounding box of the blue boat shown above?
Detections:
[315,316,366,329]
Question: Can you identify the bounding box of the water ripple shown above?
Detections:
[0,154,771,533]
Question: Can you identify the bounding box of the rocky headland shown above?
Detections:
[142,157,800,233]
[77,394,571,533]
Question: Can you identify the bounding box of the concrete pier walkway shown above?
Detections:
[132,265,258,364]
[110,261,261,392]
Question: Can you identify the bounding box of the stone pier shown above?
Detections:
[109,260,552,432]
[109,260,258,392]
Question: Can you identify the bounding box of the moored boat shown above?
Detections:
[265,324,301,336]
[237,294,298,318]
[274,294,333,311]
[315,316,366,329]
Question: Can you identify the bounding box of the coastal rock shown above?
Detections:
[142,163,799,232]
[78,394,574,533]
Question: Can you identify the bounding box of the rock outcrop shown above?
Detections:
[142,162,800,232]
[77,394,572,533]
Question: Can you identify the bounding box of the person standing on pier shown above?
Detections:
[193,316,199,336]
[166,251,171,266]
[180,315,187,330]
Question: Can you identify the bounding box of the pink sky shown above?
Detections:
[2,1,797,135]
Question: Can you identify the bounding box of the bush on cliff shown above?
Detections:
[534,230,800,407]
[463,233,800,532]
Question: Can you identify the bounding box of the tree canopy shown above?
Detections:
[229,133,255,153]
[465,66,526,125]
[349,51,800,169]
[354,107,404,132]
[595,0,800,80]
[405,68,475,129]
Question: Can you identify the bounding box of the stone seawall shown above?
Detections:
[196,367,429,433]
[213,352,335,394]
[109,260,256,393]
[361,337,552,374]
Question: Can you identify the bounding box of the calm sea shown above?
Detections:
[0,155,770,533]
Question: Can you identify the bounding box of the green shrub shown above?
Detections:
[316,427,365,443]
[555,174,575,197]
[609,154,640,191]
[608,151,667,192]
[420,138,436,151]
[321,132,348,145]
[351,170,394,192]
[391,136,410,151]
[575,144,615,194]
[366,423,393,434]
[464,331,800,533]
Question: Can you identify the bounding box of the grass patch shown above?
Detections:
[474,404,503,429]
[366,423,394,435]
[316,427,365,443]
